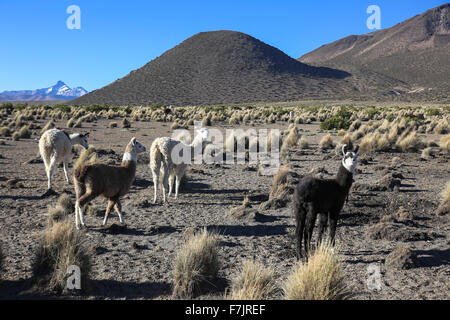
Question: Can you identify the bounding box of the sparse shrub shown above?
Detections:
[47,205,68,226]
[32,220,91,293]
[436,181,450,216]
[57,193,74,214]
[298,136,309,149]
[421,147,433,160]
[122,118,131,128]
[439,134,450,152]
[40,121,55,134]
[396,131,422,152]
[283,242,347,300]
[108,121,118,128]
[319,134,334,150]
[227,260,278,300]
[433,119,448,134]
[172,228,220,298]
[202,116,212,127]
[0,127,11,137]
[12,131,20,141]
[348,119,361,132]
[320,117,351,131]
[66,118,76,128]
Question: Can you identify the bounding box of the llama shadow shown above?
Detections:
[0,194,43,201]
[90,279,171,299]
[190,188,249,195]
[90,224,161,236]
[184,182,210,192]
[415,248,450,268]
[133,178,153,189]
[207,224,289,237]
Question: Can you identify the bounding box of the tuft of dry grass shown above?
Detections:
[283,242,348,300]
[108,121,118,128]
[420,147,433,160]
[396,131,422,152]
[268,166,291,201]
[298,136,309,149]
[57,193,74,214]
[73,146,97,171]
[172,228,220,298]
[47,205,68,226]
[40,121,55,135]
[227,260,278,300]
[319,134,334,150]
[439,134,450,152]
[32,220,91,293]
[436,181,450,216]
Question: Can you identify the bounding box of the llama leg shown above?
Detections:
[175,174,181,199]
[114,200,123,224]
[63,160,70,184]
[103,200,115,226]
[78,191,97,228]
[329,210,339,246]
[304,204,317,257]
[151,162,161,204]
[75,201,80,229]
[293,198,306,259]
[48,155,57,190]
[316,213,328,246]
[168,173,174,197]
[161,162,169,203]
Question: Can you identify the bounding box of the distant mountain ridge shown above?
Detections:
[299,3,450,94]
[0,81,88,101]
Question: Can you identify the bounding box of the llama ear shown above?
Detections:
[354,145,360,154]
[131,137,136,145]
[342,144,348,156]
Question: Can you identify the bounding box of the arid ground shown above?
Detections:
[0,116,449,300]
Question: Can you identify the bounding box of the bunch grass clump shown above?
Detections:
[283,242,348,300]
[73,146,97,171]
[227,260,278,300]
[32,220,91,293]
[319,134,334,150]
[172,228,220,298]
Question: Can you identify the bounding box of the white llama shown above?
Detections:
[150,127,209,203]
[39,128,89,191]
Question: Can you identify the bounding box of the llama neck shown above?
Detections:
[122,151,137,165]
[335,164,354,189]
[69,134,80,145]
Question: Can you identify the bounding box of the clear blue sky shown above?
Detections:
[0,0,446,92]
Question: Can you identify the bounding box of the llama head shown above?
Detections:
[130,137,146,154]
[196,127,209,141]
[341,144,359,173]
[71,132,89,149]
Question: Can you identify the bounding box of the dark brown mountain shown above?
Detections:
[299,3,450,95]
[73,31,357,106]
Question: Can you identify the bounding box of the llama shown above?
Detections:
[150,127,209,203]
[292,144,359,258]
[73,137,146,229]
[39,128,89,191]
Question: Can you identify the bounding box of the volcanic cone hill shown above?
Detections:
[299,3,450,98]
[73,30,356,106]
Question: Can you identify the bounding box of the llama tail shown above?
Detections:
[39,134,53,169]
[149,139,163,170]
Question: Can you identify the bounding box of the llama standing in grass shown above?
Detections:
[73,137,146,229]
[293,144,359,258]
[150,128,209,203]
[39,128,89,192]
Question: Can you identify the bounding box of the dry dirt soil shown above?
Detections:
[0,118,449,300]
